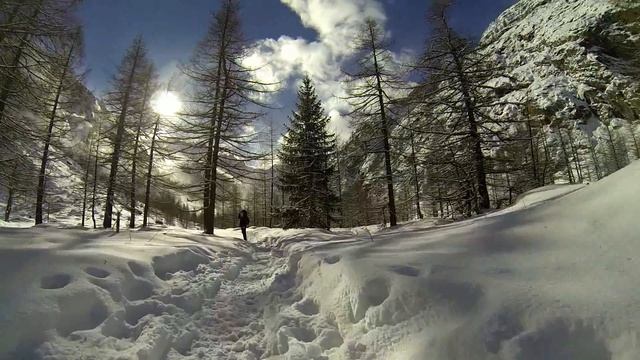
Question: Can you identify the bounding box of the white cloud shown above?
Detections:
[243,0,388,139]
[281,0,386,56]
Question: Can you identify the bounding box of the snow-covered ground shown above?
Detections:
[1,161,639,359]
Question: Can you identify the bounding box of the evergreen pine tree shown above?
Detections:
[279,76,338,229]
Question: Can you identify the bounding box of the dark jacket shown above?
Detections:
[238,210,250,227]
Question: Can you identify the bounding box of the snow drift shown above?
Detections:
[1,162,638,359]
[258,160,640,359]
[0,227,256,359]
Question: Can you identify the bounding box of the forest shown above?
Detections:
[0,0,638,233]
[1,0,640,359]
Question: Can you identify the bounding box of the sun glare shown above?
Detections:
[152,91,182,116]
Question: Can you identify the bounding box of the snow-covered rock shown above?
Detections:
[484,0,640,172]
[483,0,639,121]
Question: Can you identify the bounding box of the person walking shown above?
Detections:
[238,209,250,241]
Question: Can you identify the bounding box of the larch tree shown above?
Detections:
[126,65,158,228]
[34,30,84,224]
[0,0,82,221]
[141,100,178,228]
[102,36,155,228]
[142,113,161,228]
[89,113,105,229]
[179,0,270,234]
[344,18,400,227]
[410,6,500,214]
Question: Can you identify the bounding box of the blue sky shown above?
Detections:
[78,0,516,135]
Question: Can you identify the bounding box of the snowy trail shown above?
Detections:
[187,250,281,359]
[0,226,297,360]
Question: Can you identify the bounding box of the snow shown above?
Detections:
[483,0,614,47]
[480,0,640,182]
[253,161,640,359]
[0,226,259,359]
[1,161,639,359]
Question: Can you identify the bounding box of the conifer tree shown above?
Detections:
[35,31,83,224]
[102,37,154,228]
[410,5,499,214]
[127,65,157,228]
[344,18,400,227]
[180,0,270,234]
[0,0,83,221]
[142,114,161,228]
[278,76,337,229]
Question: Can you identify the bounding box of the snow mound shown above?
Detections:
[2,162,638,359]
[260,161,640,359]
[0,227,251,359]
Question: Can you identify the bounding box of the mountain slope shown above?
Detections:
[484,0,640,172]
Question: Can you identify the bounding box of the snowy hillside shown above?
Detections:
[258,160,640,359]
[1,160,638,359]
[0,150,88,226]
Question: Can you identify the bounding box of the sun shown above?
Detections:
[152,90,182,116]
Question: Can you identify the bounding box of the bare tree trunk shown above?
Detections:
[129,80,152,228]
[3,161,18,222]
[629,124,640,160]
[452,53,489,211]
[336,147,344,227]
[4,186,14,222]
[409,131,423,219]
[219,180,226,228]
[368,23,397,226]
[525,105,540,186]
[363,188,370,225]
[142,116,159,228]
[604,124,621,171]
[35,42,74,224]
[567,128,583,182]
[558,129,575,183]
[203,132,214,231]
[104,43,142,228]
[262,168,267,227]
[207,62,231,234]
[541,133,551,184]
[269,122,275,227]
[203,9,231,235]
[437,185,445,218]
[81,142,92,227]
[252,187,257,224]
[91,126,102,229]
